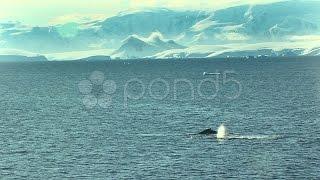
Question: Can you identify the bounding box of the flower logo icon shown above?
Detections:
[78,71,116,109]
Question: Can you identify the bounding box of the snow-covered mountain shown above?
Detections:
[150,40,320,59]
[0,9,205,53]
[304,47,320,56]
[112,32,185,59]
[0,0,319,59]
[188,1,319,45]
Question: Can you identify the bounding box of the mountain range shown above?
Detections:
[0,0,319,60]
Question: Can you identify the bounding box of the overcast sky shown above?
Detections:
[0,0,285,26]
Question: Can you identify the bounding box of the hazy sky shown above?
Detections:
[0,0,284,26]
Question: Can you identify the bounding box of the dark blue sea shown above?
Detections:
[0,57,320,179]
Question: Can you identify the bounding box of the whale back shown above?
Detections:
[198,128,217,135]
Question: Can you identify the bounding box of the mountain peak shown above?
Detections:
[112,33,185,59]
[147,32,164,43]
[122,34,144,43]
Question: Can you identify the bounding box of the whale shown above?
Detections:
[198,124,228,139]
[198,128,217,135]
[197,124,277,140]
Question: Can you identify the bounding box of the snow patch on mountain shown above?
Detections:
[303,47,320,56]
[45,49,115,61]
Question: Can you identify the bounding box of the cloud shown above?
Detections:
[49,13,107,25]
[289,35,320,41]
[215,32,250,41]
[0,0,285,25]
[0,48,38,56]
[0,41,6,47]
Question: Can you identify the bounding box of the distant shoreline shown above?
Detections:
[0,55,318,63]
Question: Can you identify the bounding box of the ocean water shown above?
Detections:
[0,57,320,179]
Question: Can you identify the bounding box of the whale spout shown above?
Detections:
[216,124,228,139]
